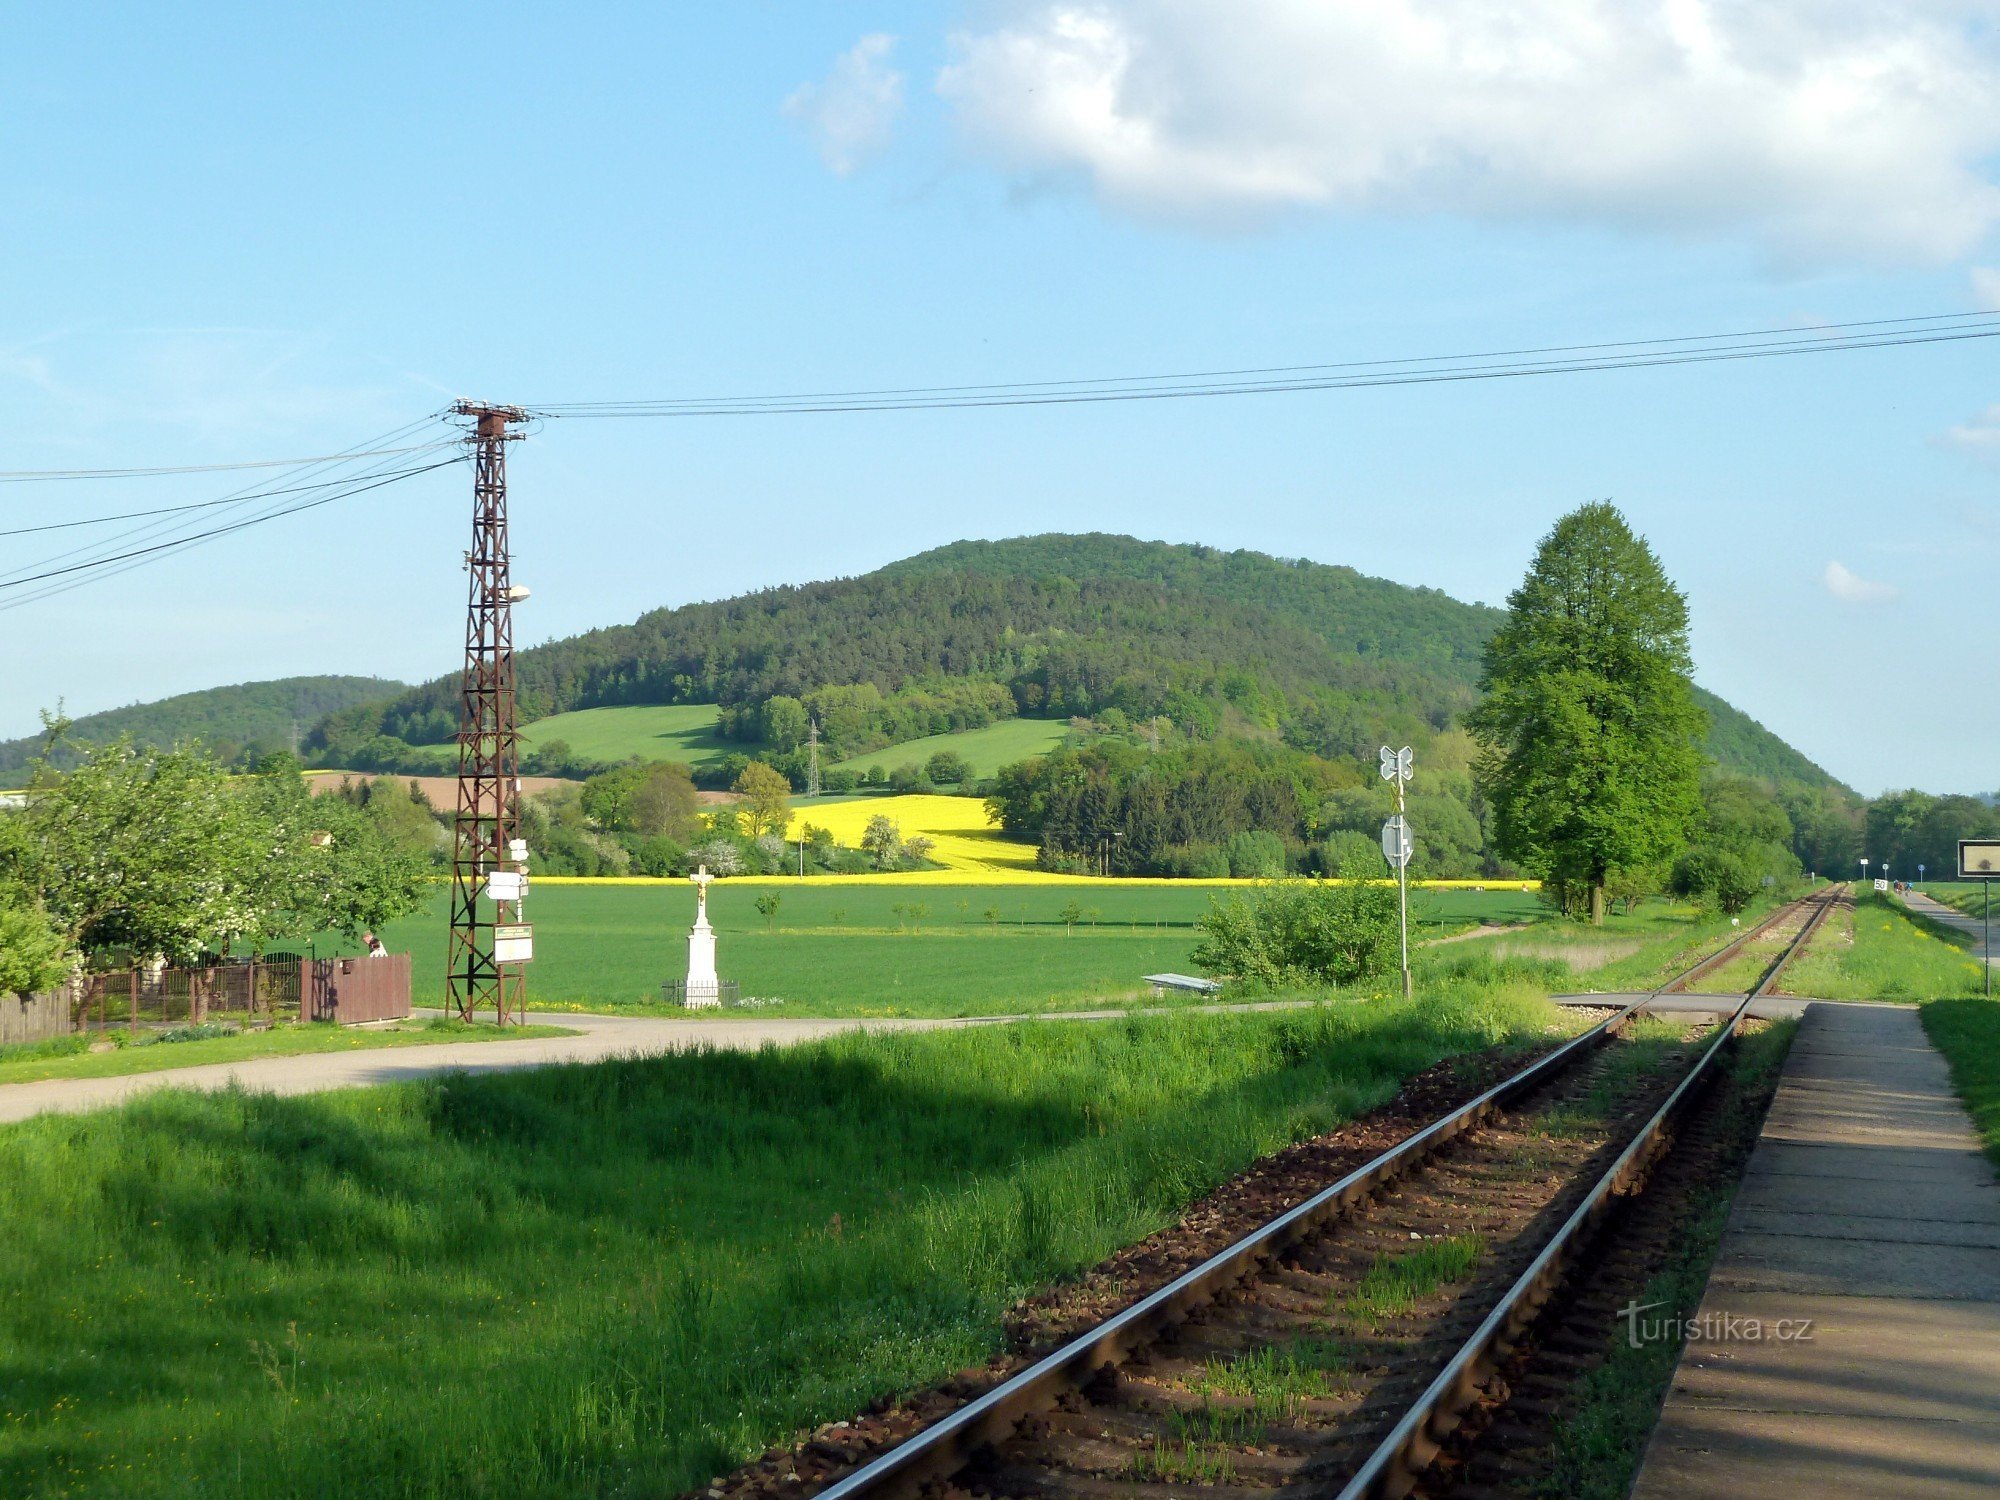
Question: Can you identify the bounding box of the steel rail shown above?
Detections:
[1335,884,1842,1498]
[813,891,1831,1500]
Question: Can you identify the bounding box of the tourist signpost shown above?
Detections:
[1960,839,2000,999]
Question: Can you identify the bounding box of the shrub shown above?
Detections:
[1191,865,1401,988]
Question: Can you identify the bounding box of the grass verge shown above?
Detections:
[1920,997,2000,1173]
[0,974,1565,1497]
[1781,891,1986,1003]
[0,1017,575,1087]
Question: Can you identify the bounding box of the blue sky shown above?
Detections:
[3,2,1997,795]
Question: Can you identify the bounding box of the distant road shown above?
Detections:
[1903,891,1996,961]
[0,1000,1331,1126]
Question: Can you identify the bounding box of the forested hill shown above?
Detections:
[0,675,408,779]
[306,533,1839,790]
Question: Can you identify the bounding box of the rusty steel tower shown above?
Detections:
[447,402,529,1023]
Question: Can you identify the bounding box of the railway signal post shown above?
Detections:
[1380,744,1415,999]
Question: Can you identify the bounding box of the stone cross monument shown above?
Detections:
[682,864,721,1008]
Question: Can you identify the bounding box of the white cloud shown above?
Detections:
[1975,267,2000,310]
[1823,560,1898,605]
[1943,401,2000,454]
[785,34,905,176]
[936,1,2000,263]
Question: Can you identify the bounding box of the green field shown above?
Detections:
[516,703,748,767]
[833,717,1072,779]
[0,981,1569,1497]
[502,703,1071,780]
[361,883,1549,1017]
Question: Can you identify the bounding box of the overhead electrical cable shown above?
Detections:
[0,442,462,483]
[0,458,464,592]
[0,461,463,537]
[0,414,461,608]
[0,416,451,587]
[522,313,2000,418]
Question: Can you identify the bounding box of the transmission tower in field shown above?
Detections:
[806,717,822,798]
[447,402,530,1024]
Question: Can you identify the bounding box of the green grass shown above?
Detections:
[355,883,1549,1018]
[1780,890,1987,1003]
[1197,1336,1354,1415]
[0,981,1567,1497]
[0,1018,575,1086]
[832,718,1073,779]
[1453,894,1783,995]
[1920,997,2000,1174]
[516,703,751,768]
[1337,1233,1486,1326]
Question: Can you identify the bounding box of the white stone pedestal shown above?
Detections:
[684,919,720,1009]
[679,864,723,1009]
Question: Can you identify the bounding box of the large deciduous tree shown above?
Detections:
[1467,503,1706,924]
[731,762,792,838]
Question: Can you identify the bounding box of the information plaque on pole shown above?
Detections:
[1959,840,1999,1000]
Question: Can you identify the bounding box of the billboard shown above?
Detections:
[1960,840,2000,880]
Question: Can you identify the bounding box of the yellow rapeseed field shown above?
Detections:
[533,793,1538,889]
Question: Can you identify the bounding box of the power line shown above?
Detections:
[0,416,450,587]
[0,416,461,610]
[0,441,460,483]
[0,458,460,537]
[524,313,2000,418]
[0,457,463,608]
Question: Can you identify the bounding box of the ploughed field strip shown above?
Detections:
[706,889,1839,1500]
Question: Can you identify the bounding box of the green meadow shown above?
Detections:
[0,981,1569,1499]
[832,717,1072,779]
[516,703,748,768]
[358,882,1549,1017]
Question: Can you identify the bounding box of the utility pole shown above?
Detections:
[806,717,822,799]
[447,402,529,1024]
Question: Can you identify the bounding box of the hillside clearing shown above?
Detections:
[832,718,1072,779]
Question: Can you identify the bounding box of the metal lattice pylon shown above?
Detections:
[446,403,528,1023]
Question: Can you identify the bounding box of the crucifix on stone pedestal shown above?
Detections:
[682,863,721,1008]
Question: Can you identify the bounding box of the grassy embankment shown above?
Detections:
[0,977,1575,1498]
[358,883,1547,1018]
[0,1018,575,1088]
[1779,889,1986,1003]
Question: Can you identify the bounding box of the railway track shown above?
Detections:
[746,887,1843,1500]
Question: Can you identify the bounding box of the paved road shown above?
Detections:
[1905,890,1996,962]
[1633,1002,2000,1498]
[0,1000,1326,1126]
